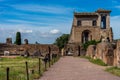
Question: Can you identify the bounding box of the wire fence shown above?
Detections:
[0,54,60,80]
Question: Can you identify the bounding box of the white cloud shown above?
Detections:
[0,0,3,1]
[115,6,120,9]
[111,16,120,19]
[111,15,120,39]
[18,29,33,33]
[112,0,118,3]
[11,4,72,14]
[50,29,60,34]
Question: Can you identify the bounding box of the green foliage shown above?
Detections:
[15,32,21,45]
[82,40,100,50]
[54,34,69,49]
[80,56,107,66]
[106,67,120,76]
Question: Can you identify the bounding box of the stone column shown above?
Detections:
[97,14,101,28]
[106,14,110,28]
[73,17,77,26]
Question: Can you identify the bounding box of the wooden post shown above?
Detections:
[6,67,9,80]
[39,58,41,75]
[54,54,55,63]
[45,61,47,71]
[48,54,51,67]
[48,46,51,67]
[25,62,29,80]
[51,54,53,65]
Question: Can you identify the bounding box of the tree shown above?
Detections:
[15,32,21,45]
[54,34,69,49]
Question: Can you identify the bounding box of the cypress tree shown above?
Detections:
[15,32,21,45]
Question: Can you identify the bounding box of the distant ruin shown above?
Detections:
[6,38,12,44]
[0,44,59,57]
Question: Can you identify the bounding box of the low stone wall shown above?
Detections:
[0,44,59,57]
[115,40,120,67]
[86,41,120,66]
[86,45,96,58]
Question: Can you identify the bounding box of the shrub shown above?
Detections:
[82,40,100,50]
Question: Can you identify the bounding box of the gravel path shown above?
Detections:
[39,56,120,80]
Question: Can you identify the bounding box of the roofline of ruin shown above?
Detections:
[74,9,111,16]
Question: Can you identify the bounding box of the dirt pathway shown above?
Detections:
[39,56,120,80]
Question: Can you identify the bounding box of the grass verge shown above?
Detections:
[80,56,120,77]
[105,67,120,77]
[80,56,107,66]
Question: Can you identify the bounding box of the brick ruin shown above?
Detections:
[65,9,113,56]
[63,9,120,67]
[6,38,12,44]
[86,40,120,67]
[0,44,60,57]
[69,9,113,44]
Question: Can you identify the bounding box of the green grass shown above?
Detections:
[0,56,60,80]
[80,56,107,66]
[0,56,44,80]
[89,58,107,66]
[105,67,120,76]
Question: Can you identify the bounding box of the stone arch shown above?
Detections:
[82,30,92,43]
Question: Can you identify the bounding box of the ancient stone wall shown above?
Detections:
[0,44,59,56]
[115,40,120,67]
[86,42,115,66]
[86,45,96,58]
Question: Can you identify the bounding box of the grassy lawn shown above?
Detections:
[105,67,120,77]
[0,56,45,80]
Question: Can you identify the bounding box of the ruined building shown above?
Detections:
[69,9,113,44]
[65,9,113,56]
[6,38,12,44]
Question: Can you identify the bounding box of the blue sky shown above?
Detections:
[0,0,120,44]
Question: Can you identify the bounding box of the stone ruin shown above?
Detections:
[85,40,120,67]
[64,9,113,56]
[0,44,60,59]
[63,9,120,67]
[114,40,120,67]
[6,38,12,44]
[24,39,29,44]
[68,9,113,44]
